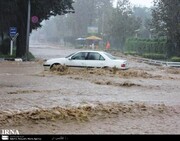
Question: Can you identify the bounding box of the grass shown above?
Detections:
[0,51,35,61]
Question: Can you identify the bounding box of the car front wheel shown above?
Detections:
[50,63,61,71]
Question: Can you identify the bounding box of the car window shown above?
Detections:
[99,55,105,60]
[104,52,116,60]
[71,52,88,60]
[87,52,105,60]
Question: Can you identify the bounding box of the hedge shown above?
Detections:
[125,38,167,55]
[171,57,180,62]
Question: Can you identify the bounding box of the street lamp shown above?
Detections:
[26,0,31,61]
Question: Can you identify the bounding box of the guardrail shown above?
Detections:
[137,58,180,68]
[166,62,180,67]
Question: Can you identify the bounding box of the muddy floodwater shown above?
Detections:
[0,45,180,134]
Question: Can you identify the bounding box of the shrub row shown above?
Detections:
[142,53,166,60]
[171,57,180,62]
[125,38,167,55]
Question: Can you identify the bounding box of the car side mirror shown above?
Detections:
[68,57,71,60]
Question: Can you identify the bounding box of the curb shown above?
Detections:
[0,58,23,62]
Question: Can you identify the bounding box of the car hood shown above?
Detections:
[45,58,66,64]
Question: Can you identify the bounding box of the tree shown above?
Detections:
[0,0,74,58]
[0,1,19,54]
[63,0,113,38]
[0,1,18,41]
[152,0,180,57]
[133,6,152,39]
[109,0,141,50]
[38,0,114,45]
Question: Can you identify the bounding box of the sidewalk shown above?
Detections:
[0,58,22,61]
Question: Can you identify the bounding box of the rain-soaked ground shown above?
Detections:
[0,43,180,134]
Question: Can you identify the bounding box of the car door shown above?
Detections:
[86,52,106,68]
[66,52,88,67]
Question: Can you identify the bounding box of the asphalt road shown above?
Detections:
[30,43,82,60]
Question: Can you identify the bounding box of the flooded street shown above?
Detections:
[0,44,180,134]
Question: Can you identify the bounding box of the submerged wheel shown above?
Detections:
[50,63,61,70]
[103,66,108,69]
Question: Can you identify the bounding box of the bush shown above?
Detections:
[171,57,180,62]
[142,53,166,60]
[0,53,16,58]
[124,51,138,56]
[125,38,167,55]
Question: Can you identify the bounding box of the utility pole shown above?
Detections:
[26,0,31,61]
[102,12,105,36]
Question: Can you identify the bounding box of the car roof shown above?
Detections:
[76,50,106,53]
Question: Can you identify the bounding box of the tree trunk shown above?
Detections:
[16,1,28,58]
[175,41,180,57]
[16,24,27,58]
[1,32,4,41]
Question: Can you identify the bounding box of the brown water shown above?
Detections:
[0,45,180,134]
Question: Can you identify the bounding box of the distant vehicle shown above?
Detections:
[43,51,128,70]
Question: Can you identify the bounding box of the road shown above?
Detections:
[30,43,82,59]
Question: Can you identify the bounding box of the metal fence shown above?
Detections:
[137,58,180,68]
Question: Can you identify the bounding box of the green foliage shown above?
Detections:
[0,51,35,61]
[152,0,180,56]
[58,0,113,39]
[109,0,142,50]
[124,51,138,56]
[125,38,167,56]
[0,0,74,58]
[0,53,15,58]
[133,7,152,39]
[142,53,166,60]
[171,57,180,62]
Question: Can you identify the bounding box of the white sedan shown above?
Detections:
[43,51,128,70]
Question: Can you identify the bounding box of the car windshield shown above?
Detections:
[65,53,75,58]
[104,52,117,60]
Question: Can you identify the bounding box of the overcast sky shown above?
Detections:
[114,0,153,7]
[129,0,153,7]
